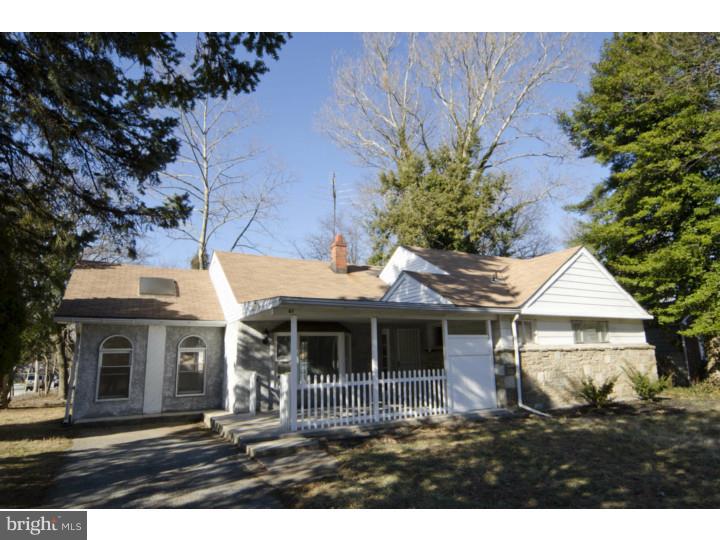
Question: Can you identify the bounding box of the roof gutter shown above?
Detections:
[54,316,226,327]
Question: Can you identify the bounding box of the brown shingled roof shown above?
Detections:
[56,261,224,321]
[215,251,388,303]
[402,245,582,307]
[57,246,584,321]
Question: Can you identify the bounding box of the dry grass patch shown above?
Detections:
[0,396,72,508]
[287,397,720,508]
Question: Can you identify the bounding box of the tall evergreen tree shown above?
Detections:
[559,33,720,336]
[0,33,288,404]
[369,142,531,263]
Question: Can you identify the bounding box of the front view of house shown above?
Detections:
[55,237,657,429]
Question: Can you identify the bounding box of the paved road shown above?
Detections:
[43,422,282,508]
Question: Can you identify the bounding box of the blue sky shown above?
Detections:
[146,33,611,268]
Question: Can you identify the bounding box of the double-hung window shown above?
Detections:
[176,336,206,396]
[97,336,132,400]
[572,320,609,344]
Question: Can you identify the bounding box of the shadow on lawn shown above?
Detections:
[296,401,720,509]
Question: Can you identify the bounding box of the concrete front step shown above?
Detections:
[246,437,319,459]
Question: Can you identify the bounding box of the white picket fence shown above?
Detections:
[287,369,448,432]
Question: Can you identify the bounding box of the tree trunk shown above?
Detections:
[58,332,70,400]
[0,373,12,408]
[43,357,50,395]
[33,359,39,393]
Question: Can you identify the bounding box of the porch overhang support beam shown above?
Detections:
[290,315,298,431]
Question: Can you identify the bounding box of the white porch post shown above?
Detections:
[338,333,346,377]
[370,317,380,422]
[442,319,453,413]
[289,315,298,431]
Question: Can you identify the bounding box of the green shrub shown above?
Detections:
[623,366,672,401]
[571,375,618,408]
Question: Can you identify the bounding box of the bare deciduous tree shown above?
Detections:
[82,233,154,264]
[321,33,584,258]
[157,96,288,268]
[299,213,368,265]
[323,33,581,172]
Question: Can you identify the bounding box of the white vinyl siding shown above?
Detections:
[607,319,647,343]
[379,246,448,285]
[523,252,650,319]
[383,273,451,304]
[528,317,647,346]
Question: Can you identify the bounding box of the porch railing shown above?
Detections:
[281,369,448,432]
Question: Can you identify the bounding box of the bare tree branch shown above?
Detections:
[154,95,289,268]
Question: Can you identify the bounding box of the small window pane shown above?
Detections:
[177,351,205,395]
[101,352,131,367]
[180,336,205,349]
[98,363,131,399]
[447,321,488,335]
[102,336,132,350]
[572,320,609,344]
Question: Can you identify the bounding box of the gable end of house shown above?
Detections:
[382,272,452,305]
[521,248,652,319]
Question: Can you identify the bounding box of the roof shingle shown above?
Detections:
[402,245,582,307]
[56,261,224,321]
[215,251,387,303]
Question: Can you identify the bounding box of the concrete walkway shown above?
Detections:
[43,422,282,509]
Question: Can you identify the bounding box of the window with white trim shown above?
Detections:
[518,320,535,345]
[176,336,206,396]
[97,336,132,400]
[572,320,609,344]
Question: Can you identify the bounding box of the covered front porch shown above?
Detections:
[232,299,511,432]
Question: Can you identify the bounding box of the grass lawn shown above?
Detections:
[0,393,72,508]
[286,389,720,508]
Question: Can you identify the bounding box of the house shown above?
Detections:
[55,236,657,429]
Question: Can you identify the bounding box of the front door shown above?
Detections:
[445,321,496,411]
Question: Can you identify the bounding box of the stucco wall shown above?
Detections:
[73,322,224,420]
[161,325,224,412]
[73,323,148,420]
[519,344,657,409]
[228,321,276,413]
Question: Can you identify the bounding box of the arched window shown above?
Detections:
[97,336,133,401]
[176,336,206,396]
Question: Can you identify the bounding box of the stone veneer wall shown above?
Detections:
[519,344,657,410]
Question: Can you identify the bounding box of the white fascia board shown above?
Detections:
[208,253,241,322]
[520,247,653,320]
[379,246,448,284]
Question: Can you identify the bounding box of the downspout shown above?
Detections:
[511,314,551,418]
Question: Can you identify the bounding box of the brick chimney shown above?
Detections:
[330,234,348,273]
